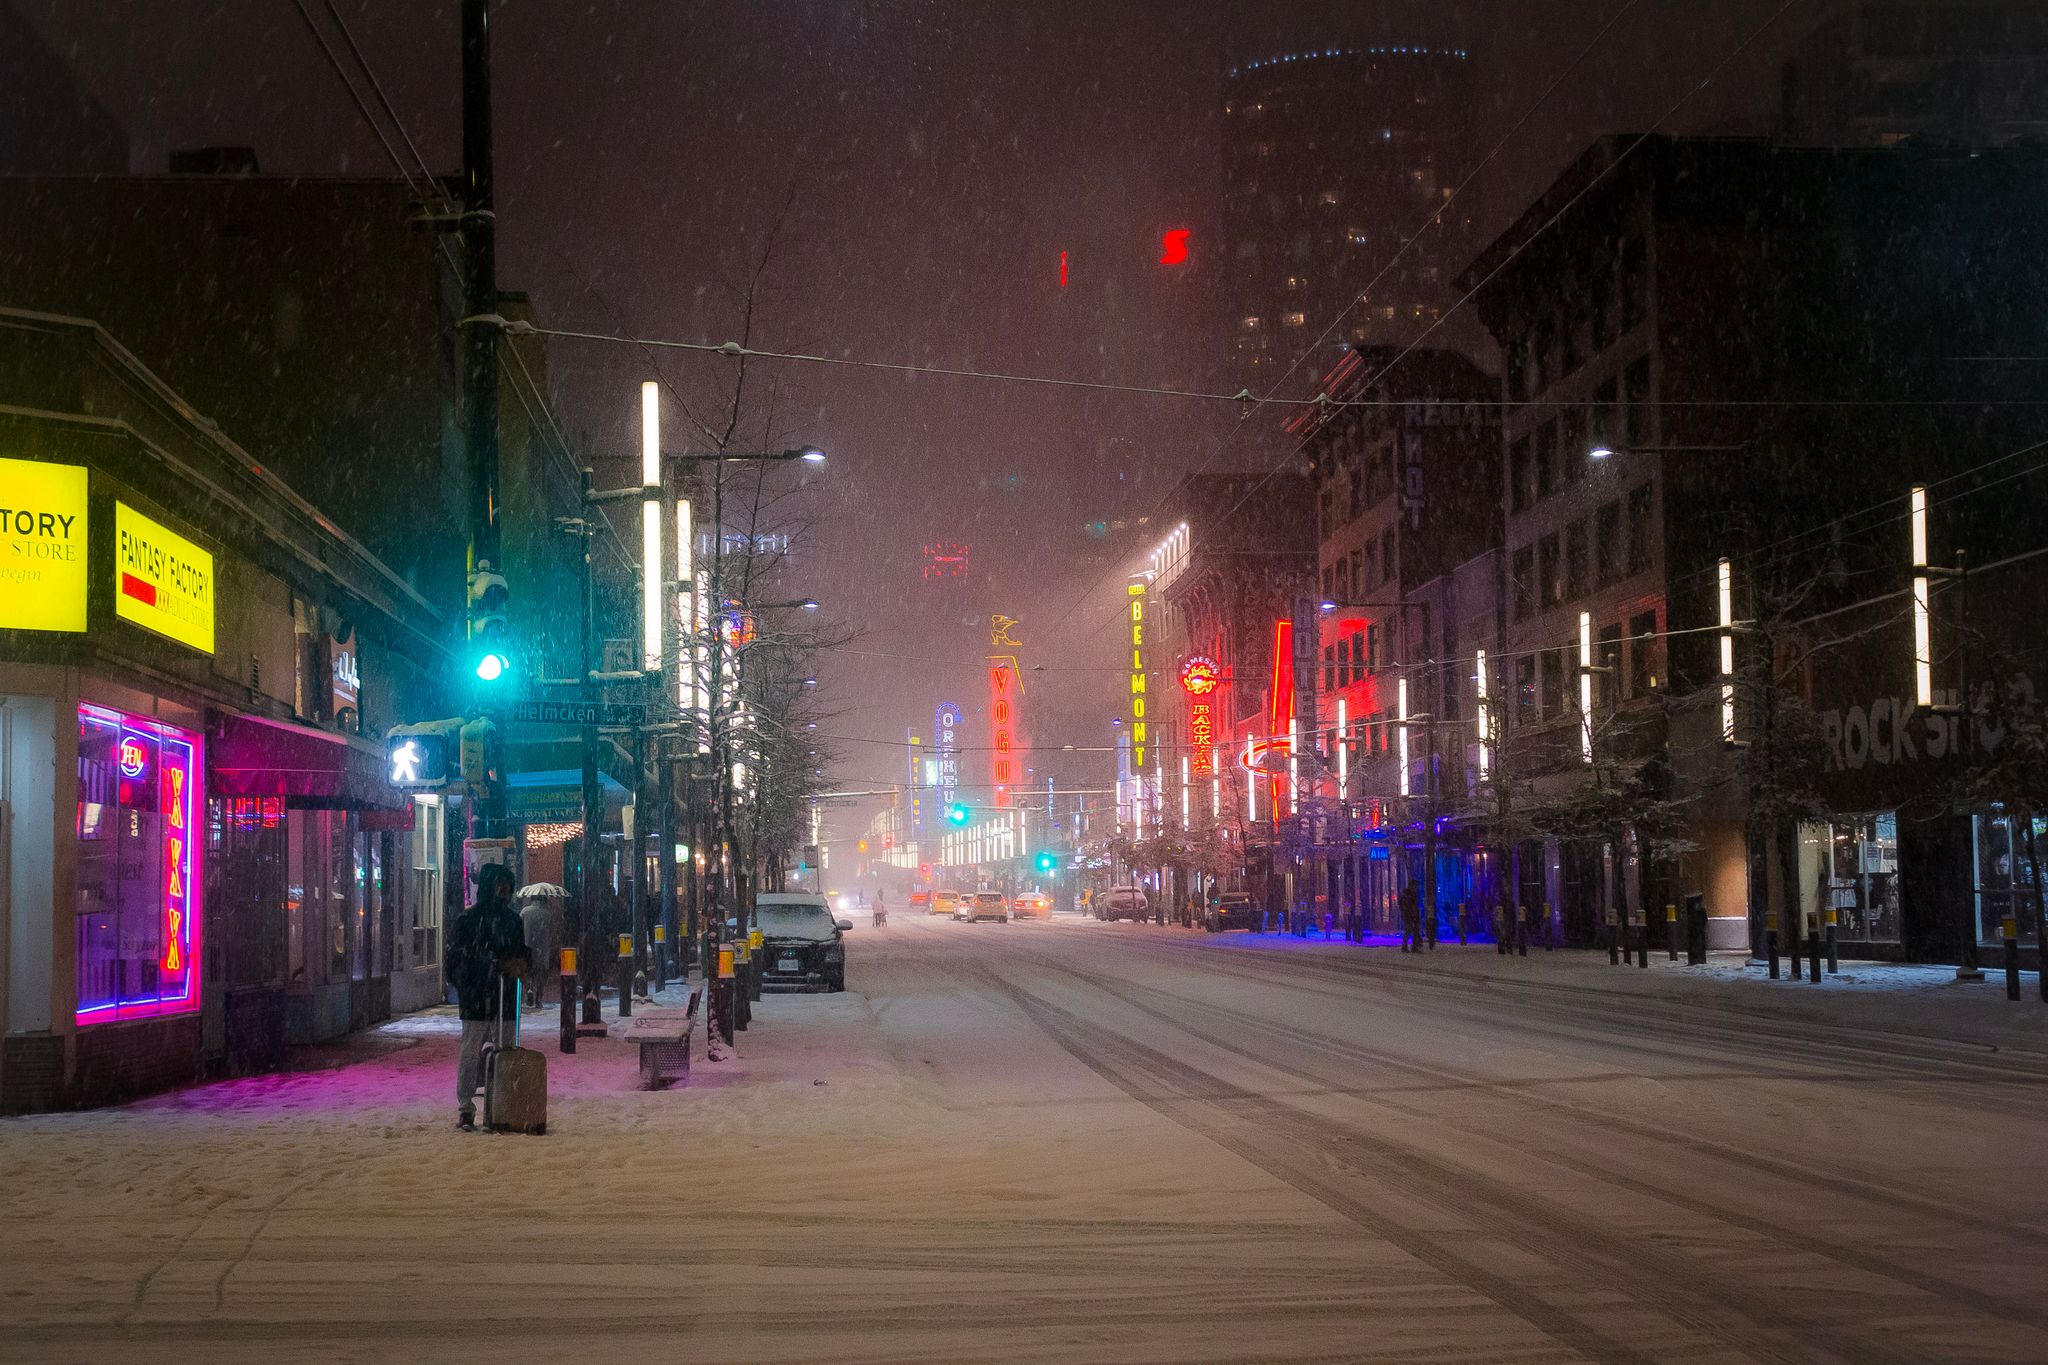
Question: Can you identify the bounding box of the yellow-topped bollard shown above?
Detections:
[718,945,735,978]
[561,946,578,976]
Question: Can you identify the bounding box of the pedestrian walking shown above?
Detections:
[445,864,529,1131]
[1399,881,1421,954]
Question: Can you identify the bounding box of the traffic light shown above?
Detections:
[467,564,511,684]
[946,802,970,827]
[1034,850,1058,874]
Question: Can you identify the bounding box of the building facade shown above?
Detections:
[1221,44,1480,387]
[0,310,455,1112]
[1462,134,2048,961]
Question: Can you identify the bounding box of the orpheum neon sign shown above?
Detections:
[1180,655,1220,775]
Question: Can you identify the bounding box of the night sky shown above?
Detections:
[21,0,1823,812]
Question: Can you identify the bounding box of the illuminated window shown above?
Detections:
[1242,315,1262,330]
[1379,305,1396,320]
[1283,311,1306,327]
[1347,228,1369,246]
[74,705,202,1024]
[1285,275,1304,290]
[1318,190,1339,206]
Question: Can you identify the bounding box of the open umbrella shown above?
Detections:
[516,882,569,900]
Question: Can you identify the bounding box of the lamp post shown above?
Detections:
[1909,484,1979,980]
[665,445,824,990]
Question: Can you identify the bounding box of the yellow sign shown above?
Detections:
[114,501,215,654]
[0,457,88,633]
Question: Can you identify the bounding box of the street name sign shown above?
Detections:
[511,699,647,727]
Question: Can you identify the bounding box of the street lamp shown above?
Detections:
[1587,441,1749,461]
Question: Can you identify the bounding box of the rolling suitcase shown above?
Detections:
[485,977,548,1135]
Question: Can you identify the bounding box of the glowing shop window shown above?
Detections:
[74,703,202,1024]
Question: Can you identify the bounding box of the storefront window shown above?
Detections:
[1824,813,1900,943]
[1976,810,2046,947]
[74,704,201,1023]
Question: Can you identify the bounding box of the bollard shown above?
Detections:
[1824,908,1839,976]
[1807,927,1822,983]
[1666,904,1679,962]
[748,928,765,1003]
[1516,906,1529,957]
[1767,927,1780,979]
[653,924,667,993]
[712,943,737,1046]
[2004,916,2022,1001]
[559,947,578,1054]
[1457,901,1468,945]
[729,933,745,1031]
[1634,911,1649,968]
[1608,910,1621,965]
[617,933,635,1017]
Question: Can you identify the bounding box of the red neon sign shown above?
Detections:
[1160,229,1191,266]
[1267,620,1295,813]
[1181,655,1220,775]
[1059,249,1069,289]
[990,662,1017,807]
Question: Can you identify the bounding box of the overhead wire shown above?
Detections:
[294,0,637,573]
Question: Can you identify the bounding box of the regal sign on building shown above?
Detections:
[114,500,215,654]
[0,456,88,633]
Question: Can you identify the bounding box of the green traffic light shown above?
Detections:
[947,803,970,826]
[1035,851,1057,873]
[475,652,509,682]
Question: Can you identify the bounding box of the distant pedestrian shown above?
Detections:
[445,864,528,1131]
[1399,882,1421,954]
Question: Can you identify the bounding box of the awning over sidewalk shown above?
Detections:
[207,709,400,809]
[507,768,631,825]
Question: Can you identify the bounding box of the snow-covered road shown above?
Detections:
[7,914,2048,1363]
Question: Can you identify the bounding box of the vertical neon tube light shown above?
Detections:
[1911,485,1933,709]
[1397,677,1410,797]
[1287,718,1299,814]
[1211,775,1221,821]
[1246,759,1258,822]
[1718,557,1736,743]
[640,379,662,672]
[1578,611,1595,763]
[675,497,693,709]
[1336,696,1348,791]
[1180,754,1190,828]
[1474,648,1490,778]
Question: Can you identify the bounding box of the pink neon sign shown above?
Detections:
[75,704,201,1024]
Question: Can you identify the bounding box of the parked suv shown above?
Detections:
[1205,892,1261,933]
[1097,886,1149,922]
[755,893,851,992]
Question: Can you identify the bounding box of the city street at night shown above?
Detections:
[6,918,2045,1363]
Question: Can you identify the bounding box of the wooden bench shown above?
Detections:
[620,991,700,1090]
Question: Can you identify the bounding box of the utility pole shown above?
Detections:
[461,0,504,840]
[575,471,602,1015]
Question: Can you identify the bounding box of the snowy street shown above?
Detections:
[7,914,2048,1363]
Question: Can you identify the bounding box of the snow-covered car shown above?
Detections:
[755,893,851,992]
[957,891,1010,922]
[1097,886,1149,921]
[1011,891,1052,919]
[1205,892,1261,933]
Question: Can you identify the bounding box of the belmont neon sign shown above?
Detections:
[1128,582,1148,768]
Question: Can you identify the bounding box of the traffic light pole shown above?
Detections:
[461,0,505,841]
[577,469,602,1006]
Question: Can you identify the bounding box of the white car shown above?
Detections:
[1096,887,1149,922]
